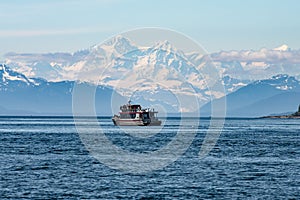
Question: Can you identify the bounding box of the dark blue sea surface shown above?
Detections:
[0,117,299,199]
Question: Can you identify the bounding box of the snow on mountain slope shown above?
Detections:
[5,50,89,81]
[60,36,226,112]
[3,35,252,112]
[0,65,125,115]
[0,64,41,90]
[9,38,300,112]
[253,74,300,91]
[6,40,300,83]
[201,74,300,117]
[209,45,300,80]
[91,39,216,112]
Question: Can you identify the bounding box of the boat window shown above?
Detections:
[120,113,129,118]
[130,114,136,118]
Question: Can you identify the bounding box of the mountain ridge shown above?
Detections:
[1,63,299,117]
[0,64,125,115]
[201,74,300,117]
[2,36,300,115]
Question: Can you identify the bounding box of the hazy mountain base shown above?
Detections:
[1,64,300,117]
[201,75,300,117]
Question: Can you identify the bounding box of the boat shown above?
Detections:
[112,101,162,126]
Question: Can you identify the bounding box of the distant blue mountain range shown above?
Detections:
[201,74,300,117]
[0,64,125,115]
[1,64,299,117]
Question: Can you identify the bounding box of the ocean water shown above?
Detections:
[0,117,299,199]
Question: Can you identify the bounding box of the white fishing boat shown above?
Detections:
[112,101,161,126]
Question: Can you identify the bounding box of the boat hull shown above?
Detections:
[112,118,149,126]
[112,117,161,126]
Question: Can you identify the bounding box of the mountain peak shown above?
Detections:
[153,40,176,52]
[92,35,137,55]
[273,44,289,51]
[106,35,133,46]
[149,40,187,59]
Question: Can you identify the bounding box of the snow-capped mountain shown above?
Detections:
[2,63,298,116]
[209,44,300,80]
[6,41,300,83]
[4,51,89,81]
[4,36,237,112]
[0,64,42,90]
[222,75,250,93]
[253,74,300,91]
[0,64,124,115]
[201,74,300,117]
[5,36,300,112]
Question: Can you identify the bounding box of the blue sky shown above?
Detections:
[1,0,299,58]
